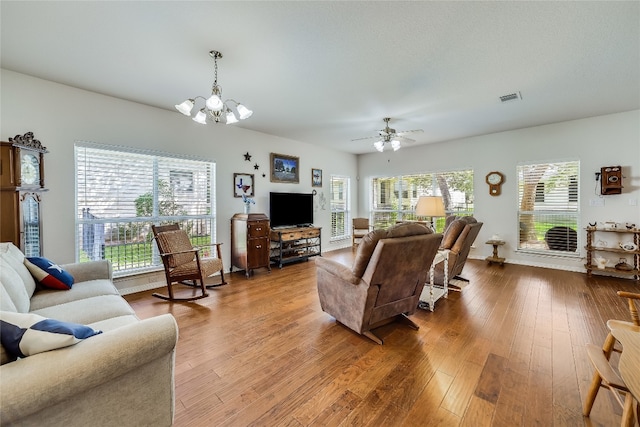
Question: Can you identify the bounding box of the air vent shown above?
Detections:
[500,92,522,102]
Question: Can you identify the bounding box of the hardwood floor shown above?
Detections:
[124,249,640,426]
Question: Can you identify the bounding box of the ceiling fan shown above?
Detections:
[352,117,423,152]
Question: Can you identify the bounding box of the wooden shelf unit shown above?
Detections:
[585,227,640,280]
[270,226,321,268]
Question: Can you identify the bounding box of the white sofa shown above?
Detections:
[0,242,179,427]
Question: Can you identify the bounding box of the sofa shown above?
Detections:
[0,242,179,427]
[316,222,443,344]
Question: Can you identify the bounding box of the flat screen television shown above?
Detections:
[269,192,314,228]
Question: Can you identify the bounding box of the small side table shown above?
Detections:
[485,239,505,265]
[418,249,450,311]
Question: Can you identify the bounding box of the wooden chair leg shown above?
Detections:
[621,392,635,427]
[583,370,603,416]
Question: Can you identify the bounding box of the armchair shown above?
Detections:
[352,217,372,247]
[316,222,443,344]
[432,216,483,288]
[152,224,226,302]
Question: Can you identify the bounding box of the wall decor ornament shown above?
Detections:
[270,153,299,183]
[234,173,254,198]
[312,168,322,187]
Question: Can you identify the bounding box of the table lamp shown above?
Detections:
[415,196,446,231]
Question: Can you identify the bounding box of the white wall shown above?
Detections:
[1,70,358,290]
[358,110,640,273]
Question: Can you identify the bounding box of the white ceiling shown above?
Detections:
[1,1,638,154]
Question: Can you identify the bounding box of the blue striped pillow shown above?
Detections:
[0,311,102,358]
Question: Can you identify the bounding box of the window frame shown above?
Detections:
[74,142,216,276]
[329,174,350,241]
[516,159,580,257]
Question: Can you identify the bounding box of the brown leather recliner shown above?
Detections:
[315,222,443,344]
[432,216,483,287]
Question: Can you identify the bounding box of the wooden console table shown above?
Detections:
[485,239,505,265]
[270,226,321,268]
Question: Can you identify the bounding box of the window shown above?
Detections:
[371,169,474,232]
[330,175,350,240]
[517,160,580,255]
[75,142,216,275]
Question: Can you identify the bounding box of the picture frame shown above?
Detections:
[270,153,299,183]
[312,168,322,187]
[233,173,254,197]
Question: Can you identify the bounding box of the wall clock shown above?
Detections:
[486,171,504,196]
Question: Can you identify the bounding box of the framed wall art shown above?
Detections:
[312,168,322,187]
[234,173,254,197]
[270,153,299,183]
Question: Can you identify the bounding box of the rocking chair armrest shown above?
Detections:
[194,242,224,258]
[159,248,198,257]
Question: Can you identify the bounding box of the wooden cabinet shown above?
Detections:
[270,226,321,268]
[585,227,640,280]
[0,133,48,257]
[231,213,271,278]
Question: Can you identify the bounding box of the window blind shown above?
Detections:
[517,160,580,254]
[75,143,216,274]
[330,175,350,240]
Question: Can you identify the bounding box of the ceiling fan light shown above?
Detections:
[391,139,401,151]
[205,94,223,111]
[374,141,385,152]
[192,109,208,124]
[225,109,239,124]
[236,104,253,120]
[175,99,194,116]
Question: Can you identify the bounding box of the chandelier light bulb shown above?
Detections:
[192,109,207,124]
[225,109,239,124]
[374,141,384,152]
[175,99,194,116]
[236,104,253,120]
[391,139,401,151]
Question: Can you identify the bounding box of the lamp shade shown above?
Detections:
[391,139,401,151]
[205,94,224,111]
[236,104,253,120]
[175,99,194,116]
[192,109,208,124]
[374,140,384,152]
[225,109,239,124]
[415,196,445,218]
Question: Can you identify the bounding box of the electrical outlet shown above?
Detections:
[589,198,605,207]
[630,198,638,206]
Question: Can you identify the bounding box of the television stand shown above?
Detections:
[270,226,321,268]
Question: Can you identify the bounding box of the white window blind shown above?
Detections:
[371,169,474,232]
[75,143,216,274]
[330,175,350,240]
[517,160,579,254]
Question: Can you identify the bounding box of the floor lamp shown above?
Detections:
[415,196,446,232]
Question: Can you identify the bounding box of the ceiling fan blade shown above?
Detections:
[397,136,415,144]
[396,129,424,136]
[351,135,379,142]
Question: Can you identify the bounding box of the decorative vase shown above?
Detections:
[244,204,250,214]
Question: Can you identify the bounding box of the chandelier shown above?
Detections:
[175,50,252,125]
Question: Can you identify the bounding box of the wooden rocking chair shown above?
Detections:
[152,224,227,302]
[583,291,640,425]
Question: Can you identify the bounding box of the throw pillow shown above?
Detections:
[0,311,102,359]
[24,257,74,290]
